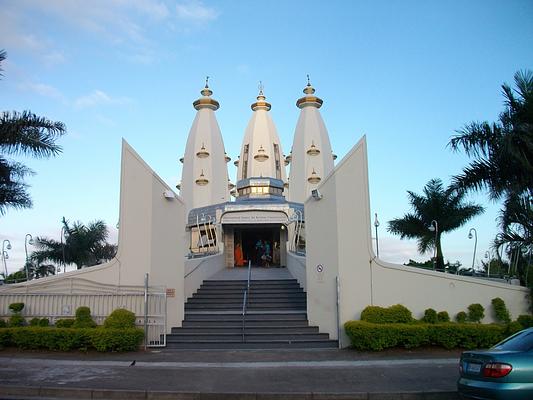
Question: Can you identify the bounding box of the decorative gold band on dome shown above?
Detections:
[251,82,271,111]
[296,95,323,109]
[297,76,323,108]
[251,95,271,111]
[193,97,220,111]
[193,77,220,110]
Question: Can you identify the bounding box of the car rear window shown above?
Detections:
[493,331,533,352]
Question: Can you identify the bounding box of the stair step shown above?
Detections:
[201,282,300,287]
[185,304,306,310]
[192,290,306,299]
[166,333,331,341]
[165,340,339,350]
[202,279,298,285]
[187,297,306,304]
[182,320,310,327]
[183,313,307,321]
[171,327,319,334]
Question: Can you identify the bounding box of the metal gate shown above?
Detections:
[0,280,167,348]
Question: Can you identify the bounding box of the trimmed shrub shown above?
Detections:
[344,321,506,351]
[8,303,24,313]
[437,311,450,323]
[422,308,438,324]
[505,321,523,336]
[55,319,75,328]
[73,306,96,328]
[90,328,144,351]
[360,304,413,324]
[491,298,511,324]
[0,327,143,352]
[9,314,25,327]
[455,311,467,323]
[30,318,41,326]
[104,309,136,329]
[517,314,533,329]
[39,318,50,327]
[0,319,7,328]
[467,304,485,323]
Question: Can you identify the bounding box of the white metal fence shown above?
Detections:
[0,283,167,347]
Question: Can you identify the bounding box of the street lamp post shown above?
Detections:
[24,234,34,281]
[468,228,478,271]
[428,220,438,270]
[484,251,491,277]
[374,213,380,257]
[2,239,12,278]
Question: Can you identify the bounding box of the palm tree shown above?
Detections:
[388,178,484,271]
[31,217,118,270]
[449,70,533,252]
[449,70,533,201]
[0,49,66,215]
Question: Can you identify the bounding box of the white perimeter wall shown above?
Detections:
[305,136,529,348]
[184,253,226,300]
[287,252,307,290]
[0,140,186,331]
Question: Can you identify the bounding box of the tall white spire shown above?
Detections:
[179,78,229,212]
[288,76,334,203]
[236,84,287,184]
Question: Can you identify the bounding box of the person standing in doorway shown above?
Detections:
[234,242,244,267]
[255,239,264,266]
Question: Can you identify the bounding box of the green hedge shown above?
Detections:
[0,327,143,352]
[491,298,511,324]
[344,321,506,351]
[104,309,136,329]
[360,305,413,324]
[517,315,533,329]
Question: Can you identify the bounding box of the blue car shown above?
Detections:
[458,327,533,399]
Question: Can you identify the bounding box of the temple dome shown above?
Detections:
[180,79,229,212]
[236,85,286,186]
[288,77,334,203]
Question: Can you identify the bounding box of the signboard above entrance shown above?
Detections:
[221,210,288,224]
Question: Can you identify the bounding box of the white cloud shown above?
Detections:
[176,0,219,22]
[74,90,133,109]
[0,7,65,66]
[18,81,65,101]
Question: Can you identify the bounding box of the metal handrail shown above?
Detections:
[241,260,252,342]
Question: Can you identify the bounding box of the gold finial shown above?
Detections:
[251,80,271,111]
[297,74,321,108]
[195,76,219,110]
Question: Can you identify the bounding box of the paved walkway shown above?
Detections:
[0,348,461,399]
[210,266,294,281]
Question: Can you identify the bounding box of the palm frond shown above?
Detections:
[0,111,65,157]
[0,49,6,78]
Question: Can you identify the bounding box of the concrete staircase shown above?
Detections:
[167,278,338,349]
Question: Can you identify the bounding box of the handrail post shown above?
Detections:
[144,273,149,350]
[242,260,252,343]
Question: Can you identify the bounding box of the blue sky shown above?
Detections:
[1,0,532,274]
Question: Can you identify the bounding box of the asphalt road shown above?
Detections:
[0,352,460,399]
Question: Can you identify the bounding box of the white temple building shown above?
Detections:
[1,78,529,350]
[178,79,336,265]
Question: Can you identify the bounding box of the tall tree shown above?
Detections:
[388,178,484,271]
[449,70,533,253]
[31,217,117,270]
[0,49,66,215]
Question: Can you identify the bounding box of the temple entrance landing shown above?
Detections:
[223,224,288,268]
